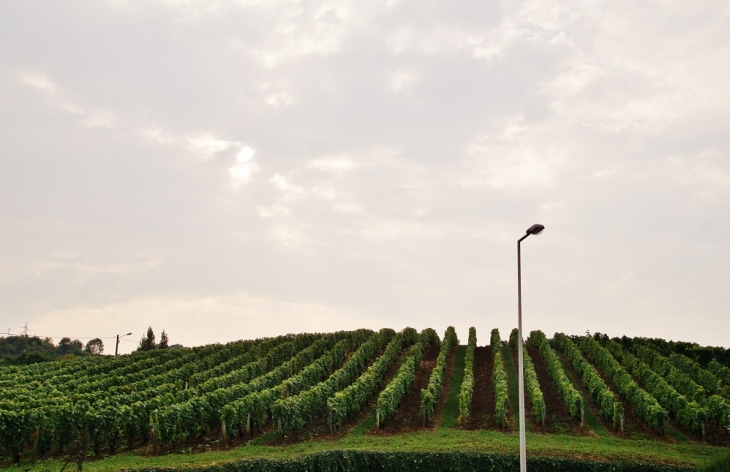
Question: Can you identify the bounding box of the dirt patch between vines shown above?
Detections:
[373,344,440,434]
[527,347,584,435]
[430,346,456,427]
[467,346,497,430]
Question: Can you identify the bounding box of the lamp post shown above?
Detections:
[115,332,133,357]
[517,223,545,472]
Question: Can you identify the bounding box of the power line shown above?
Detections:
[0,333,117,340]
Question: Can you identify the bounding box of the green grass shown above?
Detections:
[4,427,724,471]
[439,345,465,429]
[667,425,691,443]
[349,410,377,436]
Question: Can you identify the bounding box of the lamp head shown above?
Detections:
[526,224,545,235]
[125,332,132,336]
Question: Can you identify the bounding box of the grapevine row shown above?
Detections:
[510,329,546,426]
[634,345,705,402]
[376,328,439,428]
[553,333,623,430]
[271,329,395,433]
[420,326,458,425]
[536,331,584,424]
[327,331,406,430]
[603,339,708,437]
[668,353,720,396]
[220,331,370,437]
[579,336,668,434]
[457,327,477,426]
[491,329,509,429]
[154,332,354,443]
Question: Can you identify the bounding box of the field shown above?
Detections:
[1,327,729,471]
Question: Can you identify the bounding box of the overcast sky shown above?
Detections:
[1,0,728,354]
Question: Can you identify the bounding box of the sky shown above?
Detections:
[1,0,729,355]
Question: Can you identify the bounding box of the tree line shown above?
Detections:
[0,326,174,365]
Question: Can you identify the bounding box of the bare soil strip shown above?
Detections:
[527,347,583,435]
[375,344,440,434]
[467,346,496,430]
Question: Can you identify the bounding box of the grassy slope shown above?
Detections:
[4,429,722,471]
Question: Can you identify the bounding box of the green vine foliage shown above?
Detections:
[669,354,720,396]
[377,329,439,426]
[707,395,730,432]
[580,336,668,434]
[509,328,519,349]
[510,328,547,425]
[634,346,706,403]
[155,332,369,444]
[708,360,730,394]
[537,333,584,422]
[491,329,509,429]
[0,331,363,461]
[457,327,477,426]
[421,326,458,424]
[553,333,623,429]
[602,339,708,437]
[271,329,395,433]
[328,333,405,430]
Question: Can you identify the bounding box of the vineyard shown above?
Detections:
[1,328,729,470]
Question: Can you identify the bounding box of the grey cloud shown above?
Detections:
[1,0,729,350]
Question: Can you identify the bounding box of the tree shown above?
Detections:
[139,326,156,351]
[58,337,83,356]
[159,330,169,349]
[84,338,104,355]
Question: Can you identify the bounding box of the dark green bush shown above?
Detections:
[127,450,693,472]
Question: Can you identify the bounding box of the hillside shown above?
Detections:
[1,327,729,471]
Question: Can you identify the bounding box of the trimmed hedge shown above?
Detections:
[127,450,694,472]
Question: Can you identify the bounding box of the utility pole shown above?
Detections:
[115,332,132,357]
[22,322,29,336]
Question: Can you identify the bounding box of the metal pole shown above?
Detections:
[115,335,120,357]
[517,234,528,472]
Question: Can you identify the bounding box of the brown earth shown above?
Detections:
[467,346,497,430]
[527,347,584,435]
[375,344,441,434]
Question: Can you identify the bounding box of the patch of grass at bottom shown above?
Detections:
[439,345,465,428]
[349,411,376,436]
[4,428,718,472]
[666,425,690,443]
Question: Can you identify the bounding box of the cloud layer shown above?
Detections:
[1,0,728,352]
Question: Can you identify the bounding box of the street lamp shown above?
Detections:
[115,332,133,357]
[517,223,544,472]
